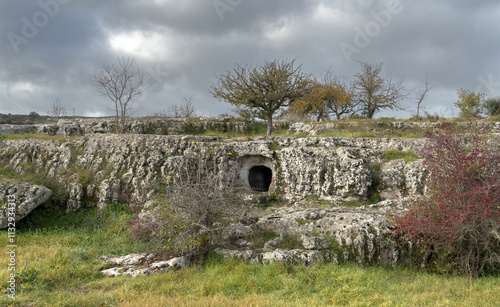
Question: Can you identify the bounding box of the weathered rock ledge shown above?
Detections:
[0,134,429,213]
[288,121,500,135]
[0,179,52,228]
[217,204,405,266]
[99,203,407,277]
[0,117,251,137]
[2,118,499,138]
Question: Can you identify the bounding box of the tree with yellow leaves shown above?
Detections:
[289,74,357,121]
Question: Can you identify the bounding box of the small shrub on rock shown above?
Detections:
[395,124,500,277]
[128,168,247,261]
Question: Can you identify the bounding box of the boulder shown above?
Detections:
[0,179,52,228]
[261,249,324,265]
[99,253,188,277]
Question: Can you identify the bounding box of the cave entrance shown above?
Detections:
[248,165,273,192]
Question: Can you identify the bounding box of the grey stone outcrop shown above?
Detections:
[0,117,251,137]
[0,134,429,212]
[0,179,52,228]
[255,206,400,265]
[288,121,500,135]
[99,253,187,277]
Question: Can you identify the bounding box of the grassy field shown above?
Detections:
[1,203,499,306]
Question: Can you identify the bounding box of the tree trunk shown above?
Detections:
[267,114,273,137]
[367,108,375,119]
[115,101,120,133]
[121,104,126,133]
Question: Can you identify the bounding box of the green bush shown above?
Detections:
[483,96,500,116]
[29,111,40,120]
[454,89,484,118]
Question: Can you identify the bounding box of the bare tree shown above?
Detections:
[211,59,311,136]
[94,57,148,132]
[154,95,197,118]
[354,62,408,118]
[49,99,67,118]
[413,74,434,118]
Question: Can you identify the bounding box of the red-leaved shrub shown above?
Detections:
[395,124,500,276]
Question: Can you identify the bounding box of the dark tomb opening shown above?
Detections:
[248,165,273,192]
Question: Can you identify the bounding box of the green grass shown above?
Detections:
[269,141,282,151]
[1,203,499,306]
[0,203,160,306]
[316,131,380,138]
[383,149,420,162]
[485,114,500,122]
[286,123,426,139]
[198,130,249,138]
[0,133,76,142]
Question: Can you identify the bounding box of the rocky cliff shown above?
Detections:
[0,134,428,212]
[0,132,433,265]
[2,119,499,268]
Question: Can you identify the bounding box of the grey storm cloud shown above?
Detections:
[0,0,499,118]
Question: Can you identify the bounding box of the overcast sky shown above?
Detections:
[1,0,499,118]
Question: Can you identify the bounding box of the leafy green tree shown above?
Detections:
[29,111,40,120]
[211,59,311,136]
[483,96,500,116]
[454,89,484,118]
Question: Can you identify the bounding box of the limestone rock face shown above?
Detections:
[0,180,52,228]
[379,159,428,200]
[276,147,371,199]
[0,134,431,212]
[213,247,335,265]
[261,249,324,265]
[288,121,500,136]
[256,206,400,265]
[380,159,406,200]
[0,117,251,137]
[302,236,331,250]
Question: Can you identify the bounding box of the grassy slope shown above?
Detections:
[1,204,499,306]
